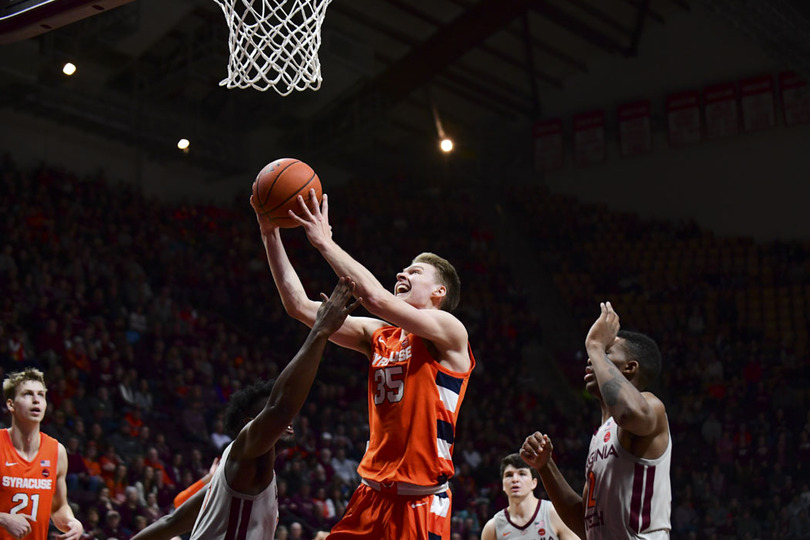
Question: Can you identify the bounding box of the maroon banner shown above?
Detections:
[572,110,606,165]
[533,118,564,172]
[666,90,701,147]
[617,100,652,156]
[740,75,775,132]
[779,70,810,126]
[703,82,739,139]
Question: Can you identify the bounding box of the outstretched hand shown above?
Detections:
[313,276,360,335]
[520,431,553,471]
[289,189,332,250]
[585,301,620,352]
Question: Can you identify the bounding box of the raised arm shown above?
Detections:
[520,433,586,540]
[586,302,661,436]
[233,277,360,461]
[290,191,470,370]
[130,487,207,540]
[51,444,84,540]
[548,500,583,540]
[252,199,382,355]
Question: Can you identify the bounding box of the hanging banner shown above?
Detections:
[779,71,810,126]
[703,82,739,139]
[533,118,564,172]
[740,75,776,132]
[617,100,652,156]
[666,90,701,147]
[572,110,605,165]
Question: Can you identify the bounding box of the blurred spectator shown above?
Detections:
[100,509,127,540]
[80,506,103,540]
[66,435,101,493]
[330,447,358,487]
[209,418,232,452]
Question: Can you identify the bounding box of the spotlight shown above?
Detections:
[62,62,76,76]
[430,97,455,154]
[177,139,190,151]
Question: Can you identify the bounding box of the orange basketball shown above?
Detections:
[252,158,322,228]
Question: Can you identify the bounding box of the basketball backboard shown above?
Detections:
[0,0,135,44]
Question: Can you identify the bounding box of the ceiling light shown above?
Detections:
[440,138,454,153]
[62,62,76,76]
[177,139,190,150]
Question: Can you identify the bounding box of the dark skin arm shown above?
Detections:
[129,487,207,540]
[226,276,360,494]
[586,302,668,457]
[521,433,587,539]
[132,278,359,540]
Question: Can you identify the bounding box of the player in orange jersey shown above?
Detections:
[0,368,83,540]
[253,189,475,539]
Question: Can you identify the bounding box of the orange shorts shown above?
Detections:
[327,484,452,540]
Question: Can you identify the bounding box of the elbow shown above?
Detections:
[282,298,310,324]
[284,301,303,321]
[613,406,654,436]
[613,409,635,428]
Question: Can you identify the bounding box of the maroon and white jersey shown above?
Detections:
[492,499,559,539]
[190,442,278,540]
[584,417,671,539]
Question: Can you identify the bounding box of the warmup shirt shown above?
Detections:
[0,429,59,540]
[584,417,672,539]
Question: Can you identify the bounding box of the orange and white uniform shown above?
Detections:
[329,326,475,540]
[0,430,59,540]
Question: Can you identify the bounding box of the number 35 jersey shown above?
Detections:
[0,429,59,540]
[585,417,672,539]
[358,326,475,487]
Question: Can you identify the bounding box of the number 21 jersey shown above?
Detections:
[0,429,59,540]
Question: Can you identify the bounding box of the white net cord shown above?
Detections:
[213,0,333,95]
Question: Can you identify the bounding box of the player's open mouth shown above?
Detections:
[395,283,410,294]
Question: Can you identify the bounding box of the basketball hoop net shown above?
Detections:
[212,0,333,95]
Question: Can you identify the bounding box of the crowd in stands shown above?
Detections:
[1,154,808,539]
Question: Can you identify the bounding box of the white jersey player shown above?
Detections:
[189,442,278,540]
[583,417,671,538]
[521,302,671,539]
[481,454,579,540]
[129,278,359,540]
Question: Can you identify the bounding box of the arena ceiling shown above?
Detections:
[1,0,810,180]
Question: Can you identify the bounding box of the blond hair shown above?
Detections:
[412,252,461,312]
[3,368,46,401]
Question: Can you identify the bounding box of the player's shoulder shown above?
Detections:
[480,516,499,540]
[423,308,469,341]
